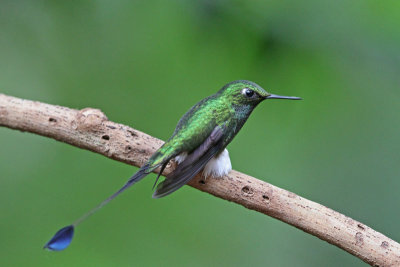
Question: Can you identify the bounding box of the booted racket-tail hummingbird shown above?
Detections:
[44,80,301,251]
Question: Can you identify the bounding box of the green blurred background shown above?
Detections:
[1,1,399,266]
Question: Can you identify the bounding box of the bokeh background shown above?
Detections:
[1,1,399,266]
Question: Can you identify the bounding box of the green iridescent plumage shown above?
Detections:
[45,80,301,251]
[147,80,269,171]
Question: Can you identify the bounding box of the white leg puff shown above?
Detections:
[203,149,232,178]
[175,149,232,178]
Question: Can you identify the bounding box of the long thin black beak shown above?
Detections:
[266,94,302,100]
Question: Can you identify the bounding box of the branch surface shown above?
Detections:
[0,93,399,266]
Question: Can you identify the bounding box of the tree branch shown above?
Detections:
[0,93,398,266]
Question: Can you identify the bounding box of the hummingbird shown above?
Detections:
[44,80,301,251]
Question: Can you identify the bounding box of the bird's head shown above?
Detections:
[220,80,301,106]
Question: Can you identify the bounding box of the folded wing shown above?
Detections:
[153,125,225,198]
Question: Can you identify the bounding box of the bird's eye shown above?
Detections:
[242,88,254,98]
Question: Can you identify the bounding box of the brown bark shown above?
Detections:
[0,93,399,266]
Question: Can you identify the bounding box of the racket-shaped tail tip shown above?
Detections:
[44,225,74,251]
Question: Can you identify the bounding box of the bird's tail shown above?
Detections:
[73,166,150,225]
[44,164,152,251]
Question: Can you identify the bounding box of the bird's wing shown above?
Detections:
[144,99,224,174]
[152,125,225,198]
